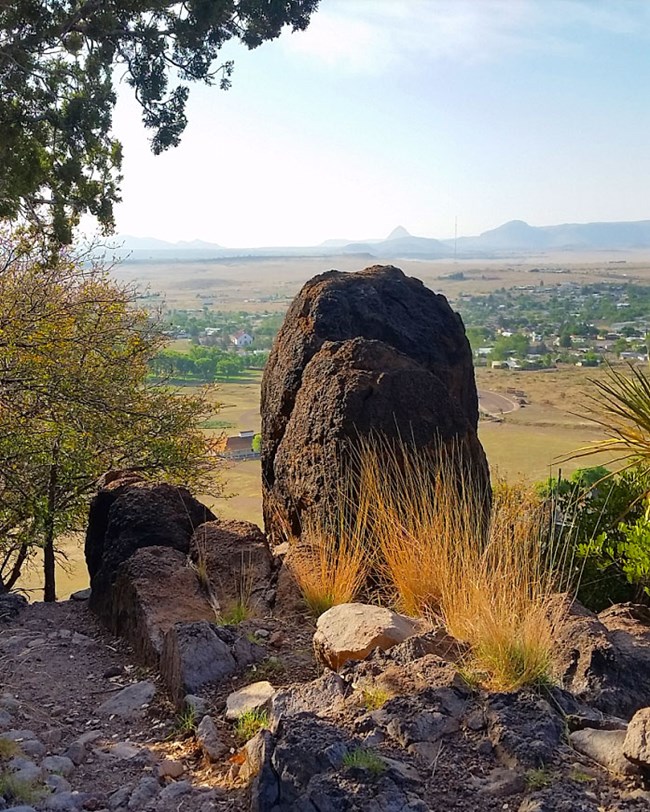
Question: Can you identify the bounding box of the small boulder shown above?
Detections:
[160,621,236,704]
[623,706,650,768]
[313,603,419,670]
[196,715,227,762]
[226,681,275,720]
[159,758,184,779]
[86,479,215,625]
[41,755,75,777]
[570,728,638,776]
[97,680,156,717]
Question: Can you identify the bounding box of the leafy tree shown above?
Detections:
[252,433,261,454]
[0,0,319,244]
[0,229,222,599]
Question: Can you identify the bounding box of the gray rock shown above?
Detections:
[127,776,160,810]
[313,603,419,670]
[97,740,153,765]
[0,710,12,728]
[570,728,638,775]
[70,632,94,646]
[70,588,91,601]
[487,692,564,768]
[3,729,37,742]
[183,694,209,718]
[160,622,236,702]
[623,706,650,768]
[64,741,86,766]
[0,694,20,713]
[42,755,75,777]
[158,758,184,779]
[8,757,43,784]
[158,780,192,802]
[20,740,45,759]
[45,774,72,794]
[270,673,347,727]
[226,681,275,720]
[196,715,227,761]
[4,807,37,812]
[97,680,156,717]
[108,786,132,810]
[477,767,526,797]
[384,710,458,747]
[42,792,90,811]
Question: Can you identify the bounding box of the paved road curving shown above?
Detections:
[478,389,518,417]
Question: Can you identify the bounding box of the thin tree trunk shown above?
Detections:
[4,541,30,593]
[43,456,58,602]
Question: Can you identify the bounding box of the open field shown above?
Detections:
[114,251,650,314]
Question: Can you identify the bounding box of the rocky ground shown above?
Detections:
[2,594,650,812]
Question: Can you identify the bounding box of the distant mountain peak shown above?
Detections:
[386,225,411,240]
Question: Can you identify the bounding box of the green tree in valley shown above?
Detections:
[0,229,222,599]
[0,0,319,243]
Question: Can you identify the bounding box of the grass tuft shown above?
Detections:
[0,770,43,805]
[220,598,251,625]
[359,685,391,711]
[353,436,568,692]
[526,767,552,790]
[342,748,386,776]
[287,497,370,617]
[233,709,269,743]
[170,704,198,738]
[0,738,21,760]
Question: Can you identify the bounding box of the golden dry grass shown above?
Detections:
[286,505,371,617]
[354,437,567,691]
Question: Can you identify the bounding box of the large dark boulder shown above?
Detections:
[261,265,489,539]
[86,479,215,624]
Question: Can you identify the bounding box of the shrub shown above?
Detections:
[538,465,650,610]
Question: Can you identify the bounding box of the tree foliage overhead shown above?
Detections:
[0,0,319,243]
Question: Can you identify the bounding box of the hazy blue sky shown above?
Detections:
[111,0,650,246]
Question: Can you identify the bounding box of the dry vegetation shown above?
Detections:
[287,437,570,692]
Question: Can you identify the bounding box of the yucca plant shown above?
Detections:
[572,363,650,469]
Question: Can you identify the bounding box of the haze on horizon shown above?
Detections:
[110,0,650,248]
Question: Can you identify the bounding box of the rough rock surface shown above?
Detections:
[261,265,490,540]
[556,601,650,718]
[226,681,275,720]
[108,546,215,664]
[189,520,274,616]
[313,603,420,670]
[2,597,650,812]
[623,706,650,769]
[160,621,237,703]
[86,479,214,625]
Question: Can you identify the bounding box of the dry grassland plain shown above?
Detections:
[19,251,649,598]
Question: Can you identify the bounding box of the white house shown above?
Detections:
[230,330,253,348]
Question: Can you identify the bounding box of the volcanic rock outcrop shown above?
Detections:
[261,265,489,540]
[85,477,215,627]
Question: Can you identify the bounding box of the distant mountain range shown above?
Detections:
[113,219,650,262]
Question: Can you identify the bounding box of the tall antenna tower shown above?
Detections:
[454,216,458,262]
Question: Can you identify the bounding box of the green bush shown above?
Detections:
[537,465,650,610]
